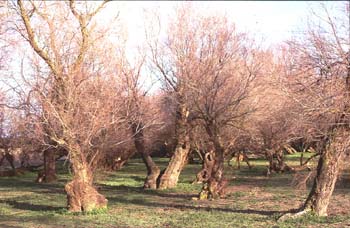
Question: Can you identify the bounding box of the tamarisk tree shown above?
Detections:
[188,17,262,199]
[147,6,195,189]
[280,2,350,218]
[13,0,127,212]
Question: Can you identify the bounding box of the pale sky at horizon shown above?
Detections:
[96,1,346,93]
[1,1,347,98]
[113,1,345,50]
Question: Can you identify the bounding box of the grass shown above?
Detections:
[0,154,349,228]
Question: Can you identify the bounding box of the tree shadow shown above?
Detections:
[101,182,287,217]
[0,177,65,194]
[0,213,66,228]
[99,184,197,200]
[101,184,285,216]
[107,195,285,216]
[127,175,145,183]
[0,199,64,212]
[0,222,25,228]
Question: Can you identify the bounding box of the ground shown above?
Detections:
[0,154,349,228]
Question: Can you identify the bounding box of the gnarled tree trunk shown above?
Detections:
[142,154,160,189]
[266,148,292,176]
[199,126,227,199]
[206,141,227,199]
[194,151,214,184]
[158,99,190,189]
[131,123,160,189]
[64,144,107,212]
[302,130,349,216]
[280,129,350,221]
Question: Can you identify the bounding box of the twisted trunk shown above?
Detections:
[199,124,227,199]
[266,148,292,176]
[64,143,107,212]
[158,98,190,189]
[142,154,160,189]
[131,123,160,189]
[195,151,214,184]
[206,140,227,199]
[280,129,349,221]
[302,130,349,216]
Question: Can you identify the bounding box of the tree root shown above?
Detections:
[278,209,311,222]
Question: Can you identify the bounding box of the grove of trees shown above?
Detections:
[0,0,349,219]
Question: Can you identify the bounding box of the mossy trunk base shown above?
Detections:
[65,179,108,212]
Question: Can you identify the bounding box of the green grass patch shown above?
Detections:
[0,155,349,227]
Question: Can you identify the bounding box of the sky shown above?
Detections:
[1,1,346,98]
[112,1,344,50]
[90,0,345,93]
[0,1,347,135]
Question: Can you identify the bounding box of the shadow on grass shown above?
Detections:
[0,199,64,212]
[108,195,284,216]
[0,224,24,228]
[99,184,198,200]
[0,213,64,228]
[127,175,145,183]
[100,184,285,216]
[0,178,65,194]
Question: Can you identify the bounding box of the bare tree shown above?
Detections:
[189,20,262,199]
[256,101,298,175]
[146,5,196,189]
[120,54,162,189]
[147,3,264,194]
[11,0,127,212]
[280,2,350,219]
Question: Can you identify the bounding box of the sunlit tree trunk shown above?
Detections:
[64,143,107,212]
[280,129,349,221]
[199,124,227,199]
[17,0,112,212]
[131,122,160,189]
[158,97,190,189]
[302,130,349,216]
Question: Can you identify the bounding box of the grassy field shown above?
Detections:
[0,154,349,228]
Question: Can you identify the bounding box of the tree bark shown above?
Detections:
[3,148,16,174]
[131,123,160,189]
[142,154,160,189]
[206,140,227,199]
[265,149,274,176]
[0,148,17,176]
[64,144,107,212]
[266,148,292,175]
[158,99,190,189]
[199,125,227,199]
[302,130,349,216]
[41,149,57,182]
[280,129,349,221]
[194,151,214,184]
